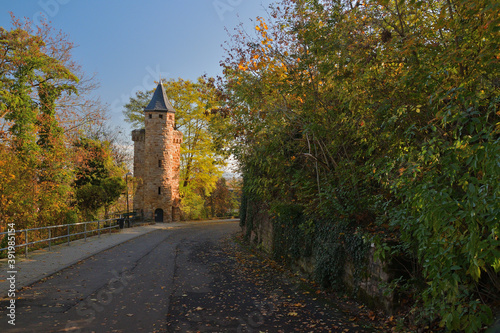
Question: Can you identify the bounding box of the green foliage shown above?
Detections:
[220,0,500,330]
[388,96,500,330]
[122,90,150,128]
[239,190,248,228]
[317,223,368,291]
[75,183,106,218]
[179,185,207,220]
[271,203,369,290]
[73,137,126,219]
[272,203,310,260]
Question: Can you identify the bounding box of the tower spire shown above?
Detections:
[144,81,175,112]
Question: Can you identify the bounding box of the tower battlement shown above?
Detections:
[132,129,145,142]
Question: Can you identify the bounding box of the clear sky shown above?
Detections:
[1,0,275,134]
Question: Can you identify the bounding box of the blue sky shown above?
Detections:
[1,0,274,134]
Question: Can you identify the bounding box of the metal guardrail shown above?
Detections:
[0,218,120,258]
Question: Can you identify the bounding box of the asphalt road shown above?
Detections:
[0,221,240,333]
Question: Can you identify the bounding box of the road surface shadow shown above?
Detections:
[166,233,384,332]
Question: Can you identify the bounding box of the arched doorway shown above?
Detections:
[154,208,164,222]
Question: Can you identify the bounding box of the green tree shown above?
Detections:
[73,138,126,219]
[123,90,150,129]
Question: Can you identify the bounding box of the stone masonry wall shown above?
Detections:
[344,246,394,313]
[171,130,183,221]
[133,111,182,222]
[132,129,145,213]
[244,199,397,313]
[246,201,273,252]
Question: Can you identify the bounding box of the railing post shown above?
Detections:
[48,228,51,251]
[109,220,112,234]
[84,223,87,241]
[98,221,101,238]
[67,224,70,246]
[25,230,28,258]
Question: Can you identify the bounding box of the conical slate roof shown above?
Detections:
[144,81,175,112]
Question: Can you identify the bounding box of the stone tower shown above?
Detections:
[132,81,183,222]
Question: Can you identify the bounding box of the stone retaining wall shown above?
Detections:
[242,200,399,314]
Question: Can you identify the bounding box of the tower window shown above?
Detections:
[159,114,163,119]
[158,159,162,167]
[158,187,161,195]
[149,114,152,119]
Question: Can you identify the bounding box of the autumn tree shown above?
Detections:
[0,15,118,232]
[0,16,81,229]
[205,177,238,218]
